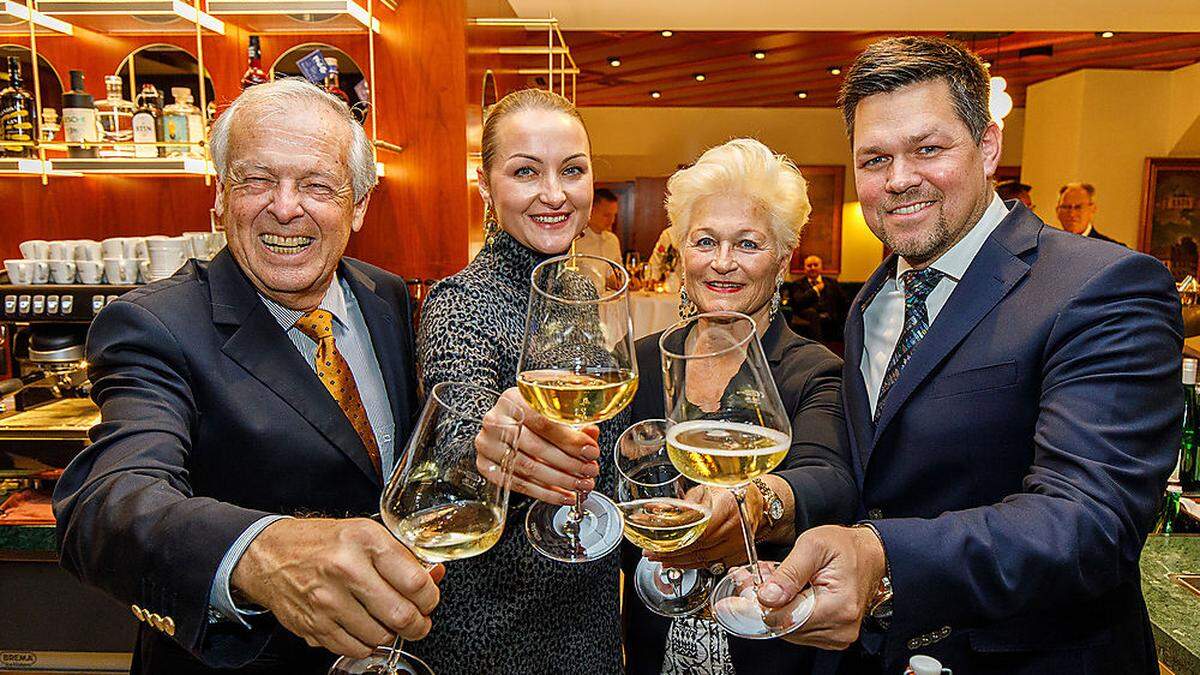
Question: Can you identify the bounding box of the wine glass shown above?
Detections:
[329,382,521,675]
[615,418,715,617]
[659,311,815,639]
[517,253,639,563]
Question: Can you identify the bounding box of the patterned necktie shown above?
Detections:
[294,309,381,476]
[874,267,946,421]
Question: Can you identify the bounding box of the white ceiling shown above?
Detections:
[505,0,1200,32]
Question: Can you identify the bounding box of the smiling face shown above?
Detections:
[682,194,787,321]
[214,104,367,310]
[852,79,1001,267]
[479,108,593,255]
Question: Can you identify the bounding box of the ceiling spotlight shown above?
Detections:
[694,73,706,82]
[660,30,673,37]
[795,90,808,99]
[753,51,766,60]
[608,57,621,67]
[828,66,842,76]
[1098,30,1115,38]
[650,90,661,99]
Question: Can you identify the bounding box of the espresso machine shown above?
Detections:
[0,279,138,673]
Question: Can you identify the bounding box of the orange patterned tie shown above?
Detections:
[294,309,381,476]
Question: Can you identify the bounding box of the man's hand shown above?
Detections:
[757,524,887,650]
[231,518,444,659]
[474,387,600,505]
[647,485,763,569]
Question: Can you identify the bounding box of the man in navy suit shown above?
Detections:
[1056,181,1127,246]
[758,37,1181,673]
[53,79,440,673]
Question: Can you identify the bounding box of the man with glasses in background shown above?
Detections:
[1055,181,1126,245]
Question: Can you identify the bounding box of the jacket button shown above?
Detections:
[867,508,884,519]
[130,604,144,622]
[163,616,176,636]
[149,613,164,631]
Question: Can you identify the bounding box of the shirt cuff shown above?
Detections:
[207,514,292,627]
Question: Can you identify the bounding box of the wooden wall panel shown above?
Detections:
[0,0,468,280]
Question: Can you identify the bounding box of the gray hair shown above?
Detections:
[839,36,991,144]
[210,77,377,202]
[1058,182,1095,199]
[665,138,811,256]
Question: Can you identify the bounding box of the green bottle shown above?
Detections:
[1180,358,1199,492]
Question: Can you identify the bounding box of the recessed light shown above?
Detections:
[828,66,842,76]
[650,90,661,99]
[1098,30,1115,38]
[660,30,673,37]
[753,51,766,60]
[795,90,808,99]
[608,57,621,67]
[694,73,706,82]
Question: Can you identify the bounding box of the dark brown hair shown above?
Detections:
[479,88,588,174]
[838,36,991,143]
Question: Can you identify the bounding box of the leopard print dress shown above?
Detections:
[412,230,626,675]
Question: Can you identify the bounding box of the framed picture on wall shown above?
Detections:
[1139,157,1200,281]
[789,166,846,276]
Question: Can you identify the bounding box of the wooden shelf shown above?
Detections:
[38,0,224,35]
[207,0,380,34]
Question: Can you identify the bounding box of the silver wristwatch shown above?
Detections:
[752,477,784,535]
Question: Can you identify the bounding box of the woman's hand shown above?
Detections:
[474,387,601,506]
[646,484,766,570]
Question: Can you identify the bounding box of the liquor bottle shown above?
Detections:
[323,57,350,105]
[161,87,191,158]
[241,35,268,90]
[96,75,135,158]
[132,84,163,158]
[40,108,60,142]
[181,90,204,159]
[0,56,36,158]
[1180,358,1200,492]
[62,70,98,158]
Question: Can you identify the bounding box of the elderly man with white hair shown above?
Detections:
[53,78,439,674]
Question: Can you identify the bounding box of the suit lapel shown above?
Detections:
[844,259,896,472]
[866,210,1041,463]
[208,251,381,486]
[341,262,414,458]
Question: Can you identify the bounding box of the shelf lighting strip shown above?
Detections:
[1,1,74,34]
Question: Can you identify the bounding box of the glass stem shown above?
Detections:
[566,423,586,527]
[731,485,764,586]
[384,636,406,673]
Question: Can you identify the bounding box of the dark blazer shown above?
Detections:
[622,315,857,674]
[838,203,1181,674]
[52,249,418,674]
[1087,226,1127,247]
[789,276,849,343]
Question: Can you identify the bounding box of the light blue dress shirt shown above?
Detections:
[861,193,1010,411]
[207,274,396,625]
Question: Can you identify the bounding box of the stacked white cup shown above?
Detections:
[142,236,190,283]
[100,237,147,285]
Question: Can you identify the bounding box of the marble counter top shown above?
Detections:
[1141,534,1200,675]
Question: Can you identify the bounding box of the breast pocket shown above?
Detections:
[930,361,1018,399]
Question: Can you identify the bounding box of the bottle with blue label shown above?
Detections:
[162,87,191,157]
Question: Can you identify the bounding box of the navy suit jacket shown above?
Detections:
[839,203,1181,673]
[52,249,418,674]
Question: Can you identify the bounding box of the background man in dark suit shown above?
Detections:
[758,36,1181,674]
[53,79,440,673]
[1055,181,1127,245]
[789,254,849,345]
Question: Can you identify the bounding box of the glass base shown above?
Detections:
[710,561,815,639]
[329,647,434,675]
[633,556,713,617]
[525,492,623,563]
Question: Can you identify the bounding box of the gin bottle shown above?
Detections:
[96,75,135,157]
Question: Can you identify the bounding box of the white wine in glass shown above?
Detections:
[329,382,521,675]
[518,253,638,563]
[616,418,716,618]
[659,311,815,640]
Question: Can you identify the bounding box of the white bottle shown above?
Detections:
[180,91,204,159]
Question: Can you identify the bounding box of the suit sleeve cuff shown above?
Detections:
[208,514,292,627]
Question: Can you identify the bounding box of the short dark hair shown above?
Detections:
[839,36,991,143]
[594,188,618,204]
[1058,182,1095,199]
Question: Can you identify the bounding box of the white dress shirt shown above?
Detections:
[574,226,622,262]
[861,194,1010,411]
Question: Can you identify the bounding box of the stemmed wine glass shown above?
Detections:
[329,382,521,675]
[517,253,639,563]
[615,418,715,617]
[659,311,815,639]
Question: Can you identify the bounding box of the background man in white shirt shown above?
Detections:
[574,187,622,262]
